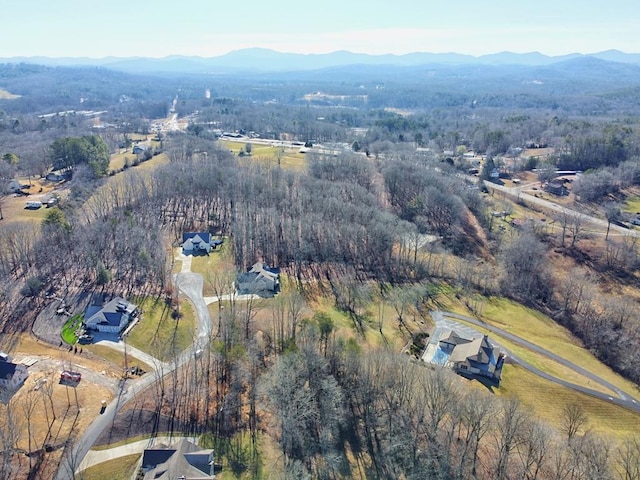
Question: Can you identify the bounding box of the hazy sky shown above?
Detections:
[2,0,638,58]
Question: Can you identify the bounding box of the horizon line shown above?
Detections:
[0,47,637,61]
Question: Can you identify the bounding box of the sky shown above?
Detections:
[1,0,639,58]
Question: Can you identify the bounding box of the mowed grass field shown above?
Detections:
[80,453,140,480]
[436,293,640,439]
[126,296,195,361]
[221,140,307,171]
[1,178,60,225]
[189,242,235,296]
[478,297,640,398]
[499,365,640,438]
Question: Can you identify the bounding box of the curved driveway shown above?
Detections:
[56,255,210,480]
[432,311,640,413]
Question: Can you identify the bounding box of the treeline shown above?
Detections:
[262,332,639,480]
[141,306,639,480]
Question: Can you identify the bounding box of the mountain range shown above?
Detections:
[2,48,640,74]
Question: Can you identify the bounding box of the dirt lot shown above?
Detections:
[32,291,93,345]
[1,335,120,479]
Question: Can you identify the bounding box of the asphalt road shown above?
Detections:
[432,311,640,413]
[55,270,210,480]
[482,179,640,237]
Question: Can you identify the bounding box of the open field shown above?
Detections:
[477,297,640,398]
[622,188,640,215]
[499,365,640,438]
[0,178,62,225]
[220,140,307,171]
[126,296,195,361]
[189,243,235,296]
[437,293,640,398]
[83,343,152,374]
[80,453,140,480]
[0,87,20,99]
[108,151,137,172]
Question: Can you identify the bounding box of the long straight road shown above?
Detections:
[482,179,639,237]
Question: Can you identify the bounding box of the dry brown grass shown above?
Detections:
[1,178,63,225]
[498,365,640,439]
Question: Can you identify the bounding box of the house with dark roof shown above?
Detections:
[438,331,504,382]
[83,296,138,334]
[0,352,28,390]
[236,261,280,296]
[141,438,215,480]
[182,232,223,255]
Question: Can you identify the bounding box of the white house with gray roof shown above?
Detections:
[83,297,138,334]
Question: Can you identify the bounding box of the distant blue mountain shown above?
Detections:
[1,48,639,74]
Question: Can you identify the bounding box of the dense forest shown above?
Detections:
[0,60,639,479]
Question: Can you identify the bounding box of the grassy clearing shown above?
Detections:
[220,140,306,171]
[0,87,20,99]
[622,194,640,215]
[83,343,152,373]
[91,433,171,451]
[80,453,140,480]
[61,313,83,344]
[189,242,235,296]
[499,365,640,439]
[476,297,640,398]
[455,319,614,396]
[108,151,137,172]
[200,431,281,480]
[126,296,195,361]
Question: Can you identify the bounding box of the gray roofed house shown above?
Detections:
[141,438,215,480]
[0,352,28,390]
[438,331,504,382]
[182,232,222,255]
[237,261,280,296]
[83,296,138,334]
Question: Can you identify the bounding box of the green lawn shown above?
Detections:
[623,194,640,215]
[499,365,640,439]
[108,151,137,172]
[80,453,140,480]
[476,297,640,398]
[61,313,83,345]
[126,296,195,361]
[220,140,306,171]
[189,242,235,296]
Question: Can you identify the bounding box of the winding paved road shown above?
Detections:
[431,311,640,413]
[55,254,211,480]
